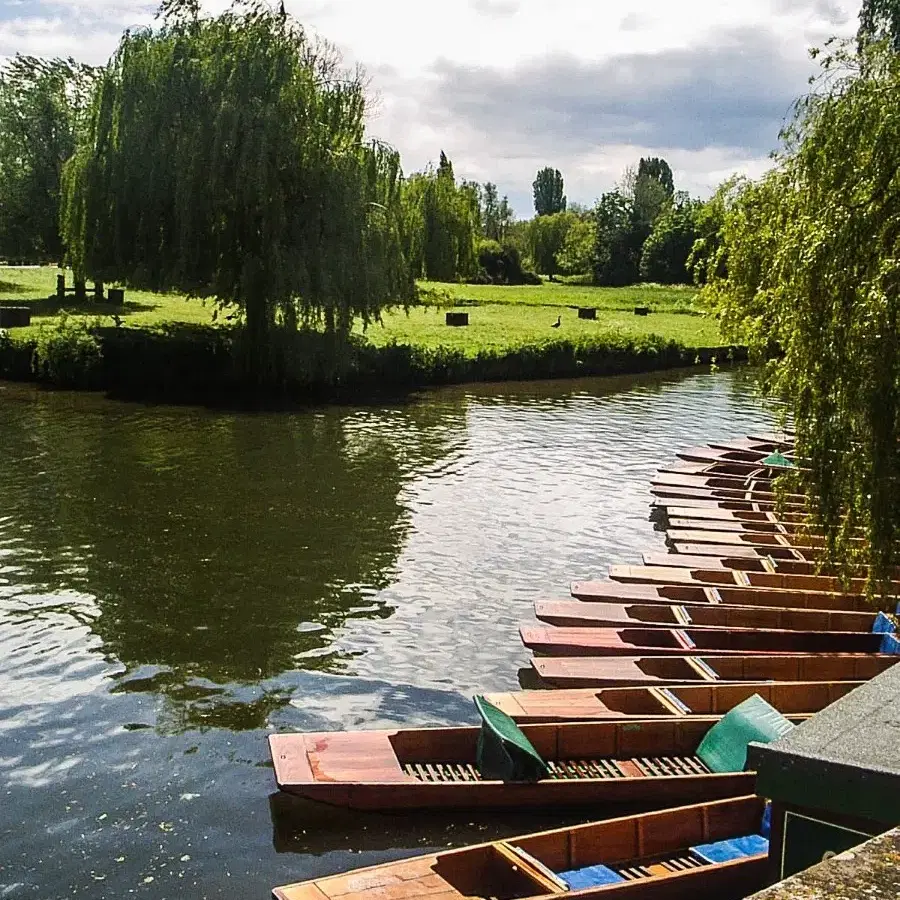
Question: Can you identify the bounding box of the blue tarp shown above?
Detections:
[558,865,625,889]
[691,835,769,864]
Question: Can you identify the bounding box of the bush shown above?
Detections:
[32,312,103,388]
[473,239,540,285]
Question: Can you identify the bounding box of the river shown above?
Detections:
[0,366,777,899]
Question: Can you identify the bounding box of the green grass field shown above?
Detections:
[0,266,722,354]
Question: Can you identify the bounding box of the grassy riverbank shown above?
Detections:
[0,266,736,400]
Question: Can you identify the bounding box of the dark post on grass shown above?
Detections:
[634,306,650,316]
[56,274,65,302]
[578,307,597,320]
[108,288,125,305]
[0,306,31,328]
[446,312,469,327]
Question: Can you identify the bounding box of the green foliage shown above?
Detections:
[556,215,595,276]
[859,0,900,51]
[476,182,515,242]
[640,195,701,284]
[527,211,574,278]
[62,1,414,380]
[593,160,680,286]
[402,154,479,282]
[473,239,539,285]
[0,56,97,263]
[32,311,103,387]
[701,41,900,595]
[592,191,643,286]
[632,174,671,232]
[532,167,566,216]
[688,178,748,285]
[638,157,675,196]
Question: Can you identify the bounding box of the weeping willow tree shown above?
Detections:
[0,55,96,262]
[401,151,479,282]
[62,0,414,378]
[701,41,900,599]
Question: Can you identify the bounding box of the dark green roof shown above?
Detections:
[749,663,900,825]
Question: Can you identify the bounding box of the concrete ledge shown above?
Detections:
[747,827,900,900]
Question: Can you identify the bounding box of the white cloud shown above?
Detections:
[0,0,861,216]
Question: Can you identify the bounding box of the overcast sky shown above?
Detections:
[0,0,861,216]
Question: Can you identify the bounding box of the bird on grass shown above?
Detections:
[551,315,561,328]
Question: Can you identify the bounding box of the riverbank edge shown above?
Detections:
[0,326,748,405]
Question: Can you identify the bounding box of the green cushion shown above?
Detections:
[697,694,794,773]
[762,451,796,468]
[474,695,550,782]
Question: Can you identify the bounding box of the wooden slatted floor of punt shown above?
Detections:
[402,755,711,782]
[616,851,709,881]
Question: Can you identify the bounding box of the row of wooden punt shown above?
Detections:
[269,431,880,899]
[517,433,898,696]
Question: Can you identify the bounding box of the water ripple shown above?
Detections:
[0,367,775,898]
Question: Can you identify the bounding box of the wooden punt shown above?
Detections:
[484,680,856,724]
[530,653,897,688]
[535,600,879,633]
[651,471,803,496]
[269,718,771,811]
[655,505,806,525]
[640,551,878,580]
[743,431,795,444]
[570,580,872,612]
[650,481,804,501]
[666,528,833,549]
[650,490,801,511]
[652,497,778,513]
[670,543,814,562]
[666,516,815,535]
[660,460,794,478]
[708,436,792,452]
[609,564,886,596]
[272,796,771,900]
[676,446,798,466]
[520,625,888,657]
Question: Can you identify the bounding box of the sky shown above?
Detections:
[0,0,862,216]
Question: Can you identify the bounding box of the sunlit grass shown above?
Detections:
[0,266,720,351]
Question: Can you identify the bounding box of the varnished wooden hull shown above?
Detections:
[666,528,833,550]
[530,653,897,688]
[535,600,878,632]
[570,580,872,612]
[651,470,801,496]
[608,564,887,596]
[269,719,763,811]
[640,551,890,581]
[655,504,806,524]
[273,796,770,900]
[650,485,806,509]
[485,680,858,723]
[521,624,885,656]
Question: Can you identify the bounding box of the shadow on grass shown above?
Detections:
[0,280,26,294]
[8,296,159,317]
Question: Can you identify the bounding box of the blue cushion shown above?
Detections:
[558,865,626,888]
[872,612,896,635]
[879,633,900,654]
[760,802,772,838]
[729,835,770,856]
[691,835,769,864]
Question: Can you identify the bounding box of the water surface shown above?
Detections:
[0,367,776,898]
